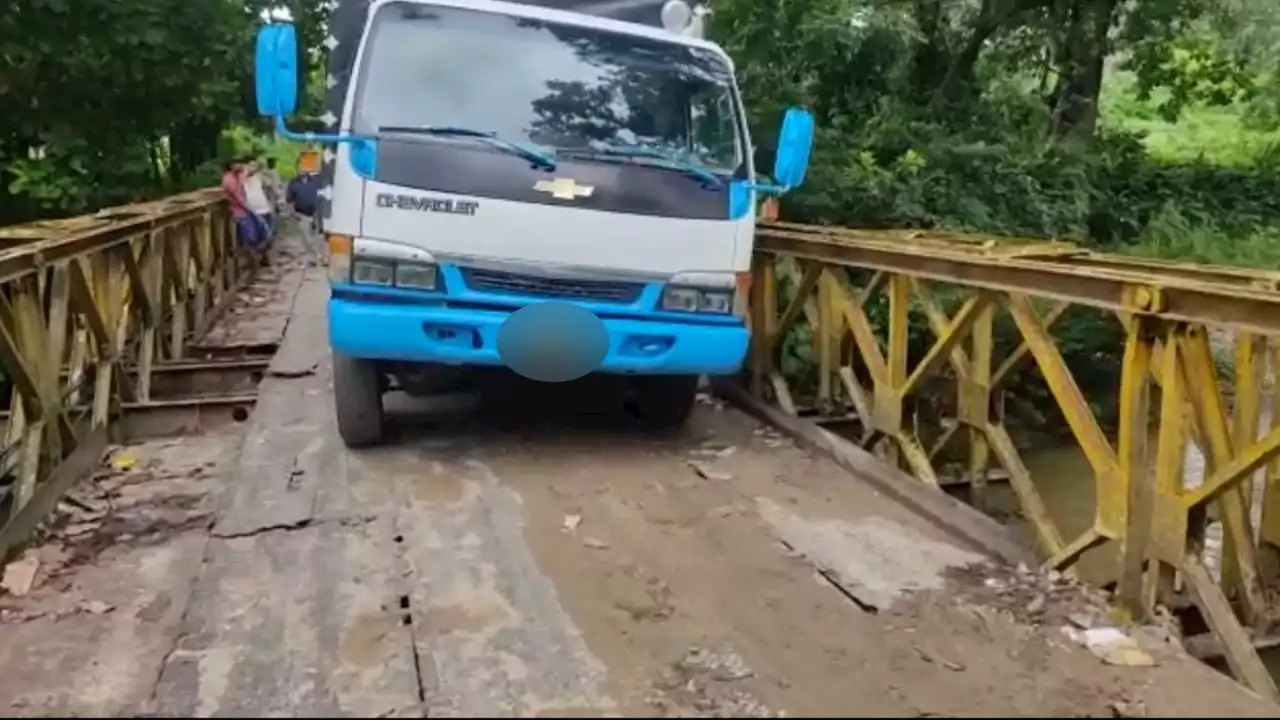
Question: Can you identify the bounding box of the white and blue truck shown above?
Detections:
[254,0,814,447]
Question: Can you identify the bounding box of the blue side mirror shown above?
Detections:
[772,107,815,190]
[255,23,299,117]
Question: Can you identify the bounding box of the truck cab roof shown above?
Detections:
[502,0,672,27]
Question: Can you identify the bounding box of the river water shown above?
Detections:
[1008,419,1270,587]
[1006,418,1278,675]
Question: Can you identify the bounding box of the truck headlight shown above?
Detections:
[662,287,702,312]
[698,291,733,314]
[661,271,746,316]
[332,237,442,292]
[395,263,438,290]
[352,259,394,286]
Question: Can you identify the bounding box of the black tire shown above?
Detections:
[629,375,698,429]
[333,351,385,448]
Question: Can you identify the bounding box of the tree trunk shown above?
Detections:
[910,0,949,102]
[926,0,1050,111]
[1049,0,1118,149]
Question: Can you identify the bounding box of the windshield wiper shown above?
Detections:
[379,125,557,171]
[564,144,722,188]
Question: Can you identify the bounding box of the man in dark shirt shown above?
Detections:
[286,164,324,261]
[286,169,321,219]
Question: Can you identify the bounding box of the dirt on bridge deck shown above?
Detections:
[0,228,1276,718]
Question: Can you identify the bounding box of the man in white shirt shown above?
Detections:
[262,158,286,213]
[242,158,275,244]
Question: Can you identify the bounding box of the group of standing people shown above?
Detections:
[220,157,285,262]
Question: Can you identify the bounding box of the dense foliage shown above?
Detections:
[0,0,329,224]
[709,0,1280,422]
[713,0,1280,248]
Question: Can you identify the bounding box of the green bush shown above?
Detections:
[719,7,1280,428]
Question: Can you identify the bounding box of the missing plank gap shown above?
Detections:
[388,521,428,706]
[779,540,879,615]
[396,590,429,704]
[398,594,413,626]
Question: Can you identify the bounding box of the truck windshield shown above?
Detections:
[352,2,745,176]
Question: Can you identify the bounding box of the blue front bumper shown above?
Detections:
[328,295,749,376]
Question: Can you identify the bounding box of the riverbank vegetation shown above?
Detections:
[0,0,329,224]
[710,0,1280,424]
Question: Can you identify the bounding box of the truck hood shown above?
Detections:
[358,180,745,276]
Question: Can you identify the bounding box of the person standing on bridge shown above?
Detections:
[286,162,320,216]
[220,160,260,250]
[221,158,271,268]
[287,162,322,232]
[262,157,286,214]
[286,160,324,264]
[242,157,276,244]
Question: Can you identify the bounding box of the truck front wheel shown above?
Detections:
[628,375,698,430]
[333,351,385,448]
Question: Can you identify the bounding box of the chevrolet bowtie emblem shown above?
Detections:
[533,177,594,200]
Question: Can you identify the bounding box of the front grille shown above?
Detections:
[461,267,644,304]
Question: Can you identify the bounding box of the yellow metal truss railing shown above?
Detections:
[750,221,1280,701]
[0,190,242,560]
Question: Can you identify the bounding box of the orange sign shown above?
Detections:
[298,148,322,175]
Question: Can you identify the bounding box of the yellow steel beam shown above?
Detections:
[0,190,220,289]
[772,261,821,355]
[1261,344,1280,581]
[1116,315,1154,619]
[910,279,973,380]
[748,251,776,396]
[1179,329,1267,624]
[901,292,992,398]
[759,228,1280,335]
[761,221,1280,292]
[1145,330,1189,609]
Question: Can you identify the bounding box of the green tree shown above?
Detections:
[0,0,331,224]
